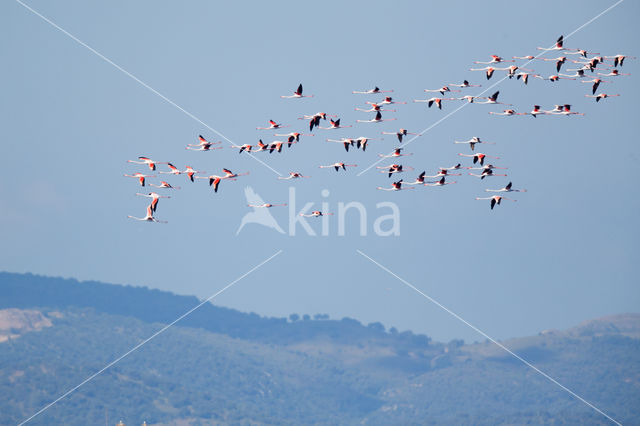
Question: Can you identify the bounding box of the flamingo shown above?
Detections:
[449,80,481,88]
[378,148,413,158]
[127,157,166,171]
[474,55,514,64]
[300,211,333,217]
[268,141,290,153]
[489,109,525,116]
[458,152,499,166]
[454,137,495,151]
[424,176,456,187]
[159,163,183,176]
[195,174,236,193]
[440,163,467,171]
[404,171,427,185]
[605,54,635,67]
[382,129,419,143]
[512,55,535,60]
[300,112,332,131]
[537,35,565,51]
[355,137,378,152]
[469,66,509,80]
[552,104,584,116]
[136,192,170,212]
[413,97,456,109]
[475,91,511,105]
[468,164,507,171]
[535,74,575,82]
[318,162,357,172]
[327,138,357,152]
[222,168,249,179]
[356,111,397,123]
[476,195,516,210]
[469,168,507,179]
[566,49,599,58]
[352,86,393,94]
[247,203,287,208]
[559,69,586,78]
[230,143,253,153]
[542,56,568,72]
[515,72,540,85]
[253,139,270,152]
[354,104,396,113]
[424,86,461,95]
[377,164,412,178]
[274,132,313,142]
[377,179,414,191]
[319,118,352,130]
[367,96,406,106]
[149,181,181,190]
[278,172,310,180]
[185,142,222,151]
[585,93,620,102]
[123,173,155,186]
[485,182,527,193]
[281,83,313,98]
[505,65,533,78]
[183,166,203,182]
[424,169,461,178]
[456,95,485,103]
[257,120,288,130]
[187,135,222,147]
[128,205,167,223]
[528,105,547,118]
[597,69,630,77]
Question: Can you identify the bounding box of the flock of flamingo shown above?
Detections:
[126,35,633,221]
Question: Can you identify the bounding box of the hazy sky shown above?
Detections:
[2,0,639,343]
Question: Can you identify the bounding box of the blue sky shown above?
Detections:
[1,0,639,343]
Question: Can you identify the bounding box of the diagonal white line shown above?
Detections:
[356,249,622,425]
[357,0,625,177]
[13,0,283,177]
[18,249,284,425]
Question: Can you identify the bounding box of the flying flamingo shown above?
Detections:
[378,148,413,158]
[377,179,414,191]
[257,120,288,130]
[356,111,397,123]
[355,137,378,152]
[319,162,357,172]
[281,83,313,98]
[559,69,586,78]
[542,56,568,72]
[127,157,166,171]
[488,109,525,116]
[528,105,547,118]
[476,195,516,210]
[469,66,510,80]
[124,173,155,186]
[159,163,183,176]
[278,172,310,180]
[185,142,222,151]
[319,118,352,130]
[424,86,461,95]
[537,35,565,51]
[456,95,485,103]
[195,174,236,193]
[222,168,249,179]
[469,168,507,179]
[458,152,499,166]
[454,137,495,151]
[474,55,514,64]
[597,69,630,77]
[485,182,527,193]
[377,164,413,178]
[354,104,396,113]
[274,132,313,142]
[551,104,584,116]
[424,176,457,187]
[300,112,332,131]
[468,164,507,172]
[505,65,533,78]
[605,54,635,67]
[403,171,427,185]
[247,203,287,208]
[149,181,181,190]
[136,192,170,212]
[183,166,203,182]
[269,141,291,153]
[515,72,541,85]
[127,205,167,223]
[535,74,575,82]
[475,91,511,105]
[440,163,467,171]
[230,143,253,153]
[367,96,406,106]
[424,169,461,178]
[566,49,599,58]
[512,55,535,60]
[253,139,269,152]
[187,135,222,148]
[352,87,393,94]
[413,97,456,110]
[300,211,333,218]
[327,138,357,152]
[449,80,481,88]
[585,93,620,102]
[382,129,419,143]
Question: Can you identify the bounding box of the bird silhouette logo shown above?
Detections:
[236,186,285,235]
